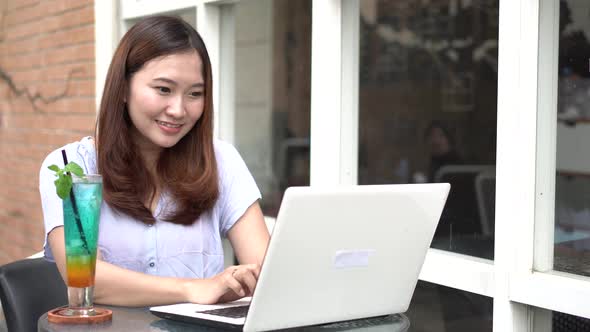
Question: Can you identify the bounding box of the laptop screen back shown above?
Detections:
[244,183,449,332]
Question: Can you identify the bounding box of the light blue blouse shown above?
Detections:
[39,137,261,279]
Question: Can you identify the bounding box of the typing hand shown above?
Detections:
[194,264,261,304]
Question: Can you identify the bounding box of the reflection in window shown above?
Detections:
[358,0,498,259]
[554,0,590,277]
[406,281,492,331]
[231,0,311,217]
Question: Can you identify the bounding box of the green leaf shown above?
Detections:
[56,174,73,200]
[48,161,86,200]
[65,162,85,177]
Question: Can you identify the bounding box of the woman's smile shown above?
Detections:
[155,120,184,134]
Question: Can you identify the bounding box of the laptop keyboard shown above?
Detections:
[197,305,250,319]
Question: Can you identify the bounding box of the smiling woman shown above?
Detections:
[38,16,270,307]
[97,16,217,226]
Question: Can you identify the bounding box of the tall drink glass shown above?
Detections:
[59,174,102,317]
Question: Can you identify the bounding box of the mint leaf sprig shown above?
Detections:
[48,162,85,199]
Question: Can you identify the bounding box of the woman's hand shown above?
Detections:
[185,264,261,304]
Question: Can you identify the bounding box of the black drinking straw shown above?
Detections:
[61,150,90,253]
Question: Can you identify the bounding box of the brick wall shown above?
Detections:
[0,0,95,265]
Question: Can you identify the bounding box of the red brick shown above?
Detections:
[69,79,95,97]
[4,96,36,113]
[43,43,94,65]
[39,24,94,50]
[2,129,85,147]
[23,215,45,234]
[4,4,43,27]
[5,230,32,254]
[6,0,39,11]
[0,83,8,97]
[0,209,25,227]
[61,0,94,10]
[0,156,41,179]
[3,20,42,40]
[15,81,70,100]
[41,97,97,114]
[0,38,39,56]
[0,198,40,222]
[7,113,96,132]
[0,168,37,188]
[6,78,94,103]
[24,213,44,229]
[0,53,42,70]
[1,244,23,262]
[44,6,94,33]
[40,62,95,81]
[38,0,93,17]
[11,68,42,84]
[0,142,50,163]
[0,169,41,189]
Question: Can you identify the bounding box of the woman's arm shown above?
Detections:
[227,201,270,266]
[48,227,259,306]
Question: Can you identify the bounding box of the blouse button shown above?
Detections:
[149,262,155,267]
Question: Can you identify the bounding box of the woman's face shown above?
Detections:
[127,50,205,153]
[428,127,451,156]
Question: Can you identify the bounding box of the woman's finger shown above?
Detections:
[242,264,261,279]
[237,270,258,295]
[225,272,245,296]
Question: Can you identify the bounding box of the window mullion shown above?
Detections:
[197,4,222,139]
[533,0,559,273]
[494,0,540,331]
[310,0,343,186]
[340,0,359,185]
[94,0,118,111]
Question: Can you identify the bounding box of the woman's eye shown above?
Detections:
[189,91,204,98]
[156,86,171,94]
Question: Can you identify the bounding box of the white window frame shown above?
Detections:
[94,0,118,110]
[95,0,590,330]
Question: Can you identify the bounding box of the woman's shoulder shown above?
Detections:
[213,138,242,163]
[212,139,250,180]
[40,137,97,174]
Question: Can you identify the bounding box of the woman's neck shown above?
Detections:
[130,131,162,176]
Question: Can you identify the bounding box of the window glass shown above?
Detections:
[534,308,590,331]
[554,0,590,276]
[231,0,311,217]
[406,281,493,331]
[358,0,498,259]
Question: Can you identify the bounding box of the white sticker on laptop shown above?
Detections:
[333,249,375,268]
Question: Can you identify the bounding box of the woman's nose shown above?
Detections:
[165,96,185,118]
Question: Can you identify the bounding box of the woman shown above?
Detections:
[39,16,270,306]
[424,120,462,183]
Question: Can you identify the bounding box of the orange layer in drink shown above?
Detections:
[66,254,96,288]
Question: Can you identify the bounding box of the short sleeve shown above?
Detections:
[215,141,262,237]
[39,141,91,261]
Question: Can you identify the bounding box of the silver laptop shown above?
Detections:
[150,183,450,331]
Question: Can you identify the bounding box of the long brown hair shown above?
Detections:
[96,16,218,225]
